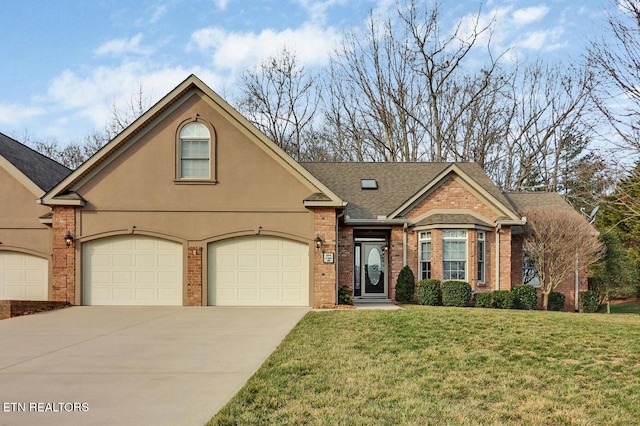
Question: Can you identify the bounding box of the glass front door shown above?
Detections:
[361,243,386,297]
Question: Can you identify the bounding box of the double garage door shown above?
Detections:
[0,251,48,300]
[83,235,309,306]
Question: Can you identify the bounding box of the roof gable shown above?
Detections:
[302,162,522,223]
[42,75,343,207]
[389,163,522,221]
[0,132,70,196]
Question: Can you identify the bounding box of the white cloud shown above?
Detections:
[39,63,224,140]
[516,28,567,51]
[0,104,45,126]
[188,23,340,74]
[94,34,154,57]
[215,0,229,10]
[512,6,549,26]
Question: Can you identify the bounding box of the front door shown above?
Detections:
[359,243,387,297]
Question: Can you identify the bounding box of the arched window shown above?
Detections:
[179,122,210,179]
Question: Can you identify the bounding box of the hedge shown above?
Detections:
[548,292,566,311]
[417,279,441,306]
[511,284,538,310]
[580,290,600,313]
[474,292,493,308]
[492,290,513,309]
[441,280,472,307]
[395,265,416,303]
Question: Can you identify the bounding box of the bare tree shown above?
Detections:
[522,207,603,310]
[236,48,320,161]
[588,0,640,155]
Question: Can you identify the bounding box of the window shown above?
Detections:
[179,122,210,179]
[477,231,485,284]
[443,230,467,281]
[419,231,432,280]
[523,249,541,287]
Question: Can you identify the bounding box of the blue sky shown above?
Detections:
[0,0,610,144]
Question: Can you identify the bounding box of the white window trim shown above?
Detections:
[418,231,432,280]
[442,230,467,281]
[175,119,218,184]
[477,231,486,284]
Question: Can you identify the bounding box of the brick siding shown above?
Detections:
[51,206,76,303]
[313,208,337,308]
[187,246,203,306]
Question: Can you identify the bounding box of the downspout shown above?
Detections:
[335,210,346,305]
[575,251,579,312]
[403,223,408,266]
[495,224,501,291]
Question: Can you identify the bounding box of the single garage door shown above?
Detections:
[208,236,309,306]
[83,235,183,306]
[0,251,48,300]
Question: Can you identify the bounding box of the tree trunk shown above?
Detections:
[606,300,611,314]
[542,291,550,310]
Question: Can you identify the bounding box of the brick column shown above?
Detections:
[51,206,76,303]
[187,246,203,306]
[313,208,337,308]
[499,226,512,290]
[389,227,406,301]
[337,226,353,292]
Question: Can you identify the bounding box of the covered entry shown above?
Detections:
[82,235,183,305]
[208,236,309,306]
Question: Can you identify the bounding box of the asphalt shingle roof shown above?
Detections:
[0,132,70,192]
[504,192,575,213]
[301,162,516,220]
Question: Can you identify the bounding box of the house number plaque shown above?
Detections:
[323,252,334,264]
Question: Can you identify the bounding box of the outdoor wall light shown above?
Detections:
[383,244,389,253]
[314,236,323,250]
[64,231,74,248]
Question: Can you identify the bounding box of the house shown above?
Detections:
[0,133,70,301]
[38,75,587,310]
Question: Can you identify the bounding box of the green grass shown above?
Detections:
[208,306,640,425]
[599,301,640,314]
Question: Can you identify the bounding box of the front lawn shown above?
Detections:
[209,306,640,425]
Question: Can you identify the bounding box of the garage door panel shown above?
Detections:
[83,236,183,306]
[0,252,48,301]
[208,236,309,306]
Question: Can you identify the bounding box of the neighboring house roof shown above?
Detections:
[301,162,520,222]
[504,192,575,214]
[0,132,70,195]
[41,75,344,208]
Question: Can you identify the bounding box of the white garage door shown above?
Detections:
[0,252,48,300]
[208,236,309,306]
[83,235,183,306]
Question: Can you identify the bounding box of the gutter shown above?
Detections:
[343,218,410,226]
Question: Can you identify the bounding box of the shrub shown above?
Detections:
[441,280,472,307]
[474,292,493,308]
[338,285,354,305]
[417,279,441,306]
[580,290,600,313]
[548,292,566,311]
[395,265,416,303]
[492,290,513,309]
[511,284,538,310]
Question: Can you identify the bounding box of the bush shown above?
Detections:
[417,279,441,306]
[338,285,353,305]
[580,290,600,313]
[474,292,493,308]
[511,284,538,310]
[492,290,513,309]
[395,265,416,303]
[441,280,472,307]
[548,292,566,311]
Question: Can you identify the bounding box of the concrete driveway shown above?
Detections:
[0,306,309,426]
